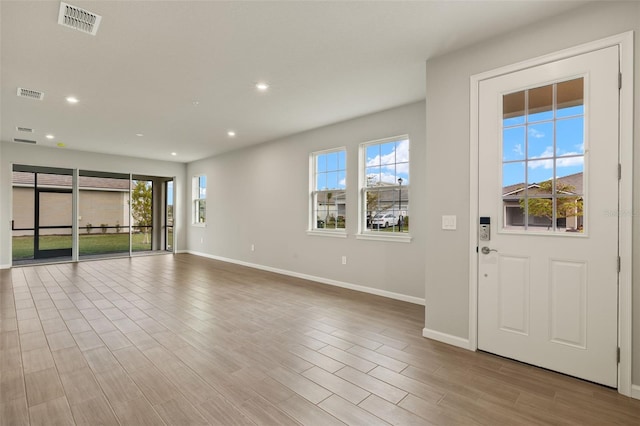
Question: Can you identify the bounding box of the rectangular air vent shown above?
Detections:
[16,127,34,133]
[17,88,44,100]
[14,138,37,144]
[58,2,102,36]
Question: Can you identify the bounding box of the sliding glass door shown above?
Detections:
[12,165,176,265]
[12,166,74,264]
[78,171,130,259]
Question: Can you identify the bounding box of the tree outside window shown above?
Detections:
[131,180,152,243]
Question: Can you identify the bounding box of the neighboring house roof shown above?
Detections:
[12,172,130,191]
[503,172,583,197]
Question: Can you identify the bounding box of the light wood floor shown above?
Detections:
[1,254,639,425]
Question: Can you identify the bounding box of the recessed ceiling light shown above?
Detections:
[192,101,200,106]
[227,130,236,137]
[255,82,269,92]
[46,134,55,139]
[136,133,144,137]
[66,96,79,104]
[171,152,177,156]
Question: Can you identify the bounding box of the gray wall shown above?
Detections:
[187,101,426,301]
[425,1,640,384]
[0,142,187,266]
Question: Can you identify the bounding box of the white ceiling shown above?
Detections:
[1,1,587,163]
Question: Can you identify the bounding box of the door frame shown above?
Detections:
[34,187,73,259]
[469,32,633,396]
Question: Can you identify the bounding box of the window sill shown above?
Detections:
[192,223,206,228]
[306,230,347,238]
[356,233,412,243]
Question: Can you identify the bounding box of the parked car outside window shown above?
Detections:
[371,213,398,228]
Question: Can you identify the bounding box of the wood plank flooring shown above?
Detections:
[1,254,639,425]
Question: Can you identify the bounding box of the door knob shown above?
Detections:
[481,246,497,255]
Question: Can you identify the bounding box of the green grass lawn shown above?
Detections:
[12,233,153,260]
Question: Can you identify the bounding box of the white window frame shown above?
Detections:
[307,147,347,238]
[357,135,411,243]
[192,175,206,226]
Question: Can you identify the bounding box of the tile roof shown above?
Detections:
[503,172,583,196]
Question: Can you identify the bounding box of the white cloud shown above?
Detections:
[513,143,523,156]
[527,146,583,170]
[366,139,409,169]
[557,156,584,168]
[528,128,545,138]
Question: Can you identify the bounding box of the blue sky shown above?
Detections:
[167,181,174,205]
[502,105,584,188]
[365,138,409,186]
[314,139,410,191]
[315,150,347,190]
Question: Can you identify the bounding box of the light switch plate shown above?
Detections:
[442,215,457,230]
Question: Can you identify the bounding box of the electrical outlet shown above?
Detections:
[200,237,203,243]
[342,256,347,265]
[251,244,255,252]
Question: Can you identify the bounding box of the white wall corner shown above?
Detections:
[422,327,473,351]
[187,250,425,306]
[631,385,640,400]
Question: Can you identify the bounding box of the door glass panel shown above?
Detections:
[503,162,525,188]
[79,171,131,259]
[12,168,74,263]
[166,180,174,251]
[527,122,554,158]
[503,127,525,161]
[503,162,525,230]
[37,191,73,259]
[556,117,584,156]
[502,77,585,233]
[503,91,525,126]
[527,160,551,185]
[527,84,553,122]
[132,179,153,252]
[12,171,35,262]
[556,78,584,118]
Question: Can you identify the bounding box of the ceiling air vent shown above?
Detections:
[17,87,44,100]
[14,138,37,144]
[16,127,34,133]
[58,2,102,36]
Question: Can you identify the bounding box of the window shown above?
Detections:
[360,136,410,239]
[502,78,584,233]
[310,148,346,233]
[192,175,206,225]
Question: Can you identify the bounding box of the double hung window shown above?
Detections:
[192,175,206,225]
[361,136,410,237]
[310,149,346,232]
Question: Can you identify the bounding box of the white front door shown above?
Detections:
[477,46,619,387]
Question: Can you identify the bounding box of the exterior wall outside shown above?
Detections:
[425,1,640,385]
[12,187,35,234]
[79,190,130,233]
[12,187,129,236]
[0,142,187,266]
[187,101,426,300]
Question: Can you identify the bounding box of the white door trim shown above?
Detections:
[469,31,633,397]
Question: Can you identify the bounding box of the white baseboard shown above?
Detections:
[422,327,472,351]
[0,264,10,270]
[186,250,425,306]
[631,385,640,400]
